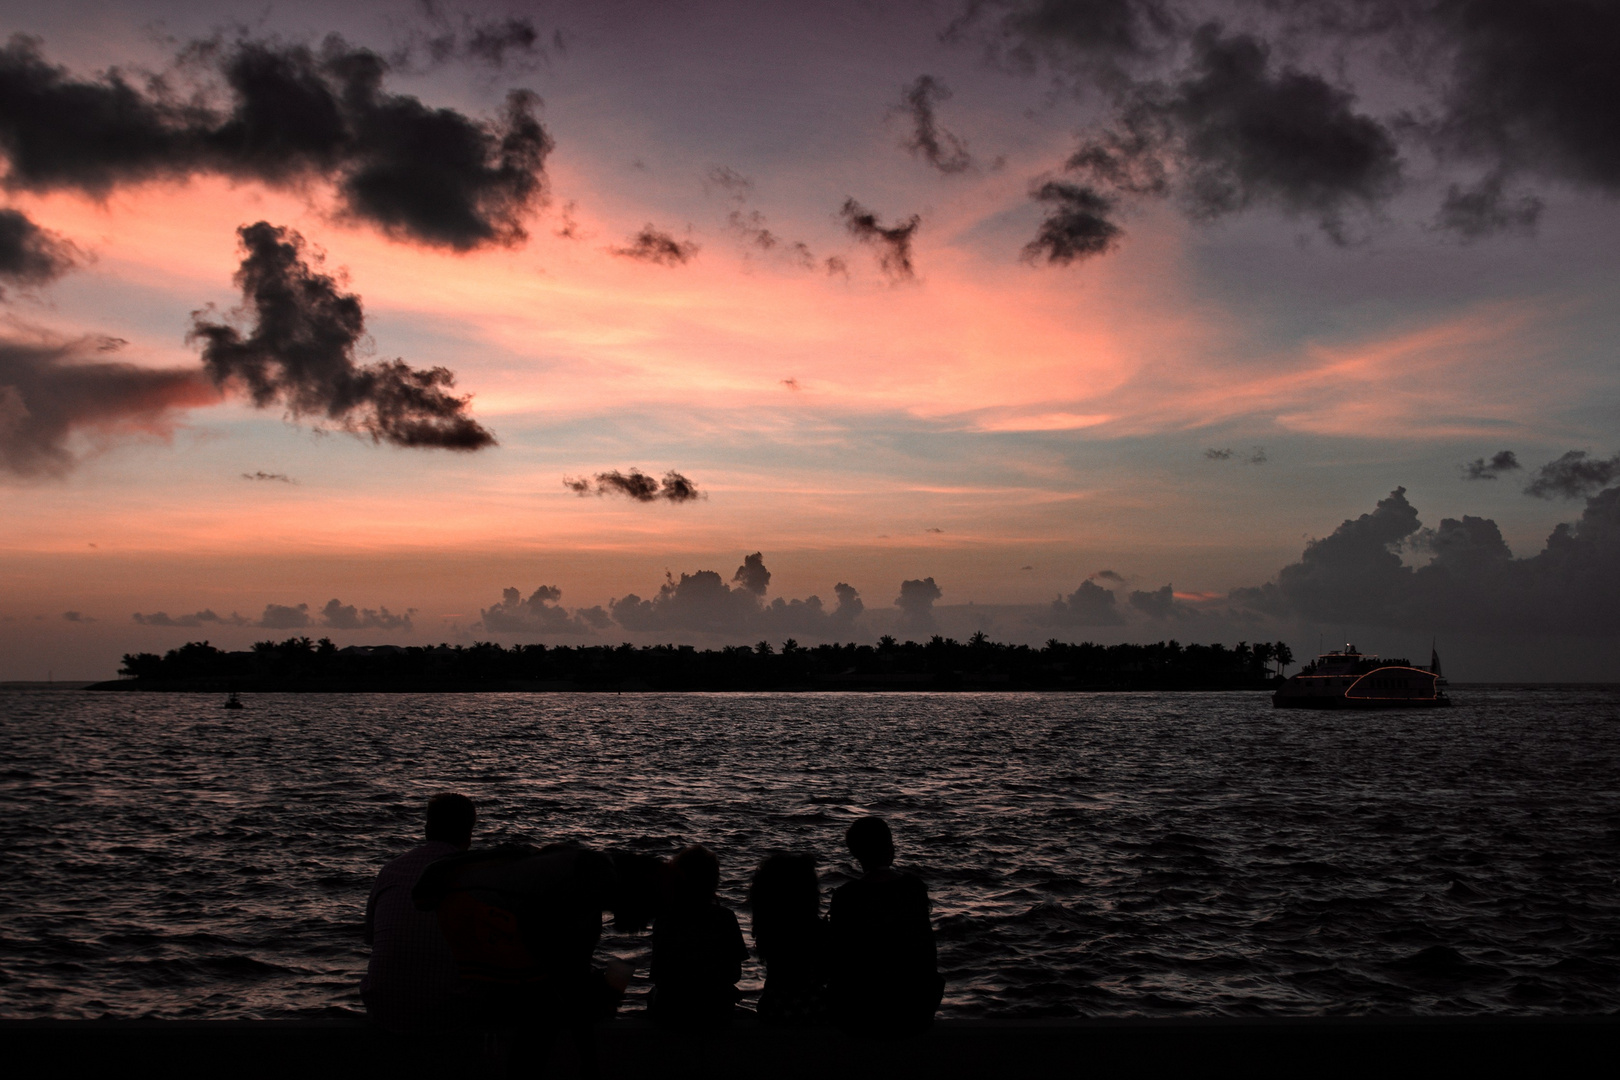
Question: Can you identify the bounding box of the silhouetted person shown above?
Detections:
[649,844,748,1027]
[750,852,829,1025]
[828,816,944,1035]
[411,842,657,1077]
[362,792,475,1033]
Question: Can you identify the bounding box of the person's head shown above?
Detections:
[424,792,476,849]
[671,844,721,905]
[749,853,819,947]
[845,816,894,872]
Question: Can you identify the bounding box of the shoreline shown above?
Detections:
[82,681,1283,693]
[4,1016,1615,1078]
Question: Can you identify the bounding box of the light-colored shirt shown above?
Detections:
[361,840,462,1031]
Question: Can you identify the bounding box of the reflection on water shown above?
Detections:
[2,689,1618,1019]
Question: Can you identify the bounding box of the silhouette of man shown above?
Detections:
[362,792,476,1032]
[828,816,944,1035]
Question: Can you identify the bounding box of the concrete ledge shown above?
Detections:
[4,1017,1616,1079]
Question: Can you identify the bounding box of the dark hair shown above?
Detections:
[671,844,721,903]
[606,850,668,933]
[845,816,894,871]
[749,852,819,954]
[424,792,476,845]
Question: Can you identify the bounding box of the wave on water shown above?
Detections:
[2,688,1618,1019]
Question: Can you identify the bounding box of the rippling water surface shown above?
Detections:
[3,689,1619,1019]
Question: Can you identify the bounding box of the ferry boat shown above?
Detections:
[1272,645,1450,709]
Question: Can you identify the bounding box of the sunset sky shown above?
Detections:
[3,0,1618,679]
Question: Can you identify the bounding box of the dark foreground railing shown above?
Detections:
[3,1016,1613,1079]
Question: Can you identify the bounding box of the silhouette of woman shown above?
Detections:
[749,853,829,1025]
[649,845,748,1027]
[828,817,944,1035]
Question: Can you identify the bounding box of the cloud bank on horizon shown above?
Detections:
[109,468,1620,649]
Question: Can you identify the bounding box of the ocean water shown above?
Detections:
[2,688,1618,1020]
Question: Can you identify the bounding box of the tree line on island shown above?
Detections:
[109,635,1296,692]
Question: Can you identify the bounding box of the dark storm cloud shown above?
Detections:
[732,552,770,596]
[257,602,310,629]
[993,2,1620,248]
[189,222,495,450]
[611,226,698,266]
[1022,181,1121,264]
[242,470,294,483]
[1094,569,1125,582]
[0,33,551,250]
[61,610,94,623]
[565,468,703,503]
[1128,583,1181,619]
[1235,486,1420,626]
[1040,579,1125,626]
[900,75,973,174]
[592,468,660,500]
[1434,174,1542,239]
[659,471,701,502]
[0,208,79,292]
[1232,482,1620,635]
[1523,450,1620,501]
[895,576,942,634]
[1069,25,1401,244]
[1205,447,1234,460]
[479,585,604,635]
[1462,449,1520,481]
[320,598,413,631]
[610,553,863,637]
[0,334,215,477]
[840,199,921,280]
[1428,0,1620,197]
[133,609,249,628]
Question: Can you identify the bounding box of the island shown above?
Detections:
[97,635,1293,693]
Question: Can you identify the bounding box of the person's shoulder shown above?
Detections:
[381,841,457,875]
[830,878,865,900]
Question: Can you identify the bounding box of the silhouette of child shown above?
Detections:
[649,844,748,1027]
[749,853,829,1025]
[828,816,944,1035]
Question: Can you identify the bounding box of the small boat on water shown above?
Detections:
[223,691,244,710]
[1272,645,1450,709]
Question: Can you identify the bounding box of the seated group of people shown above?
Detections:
[361,793,945,1038]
